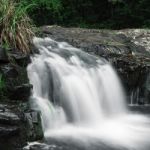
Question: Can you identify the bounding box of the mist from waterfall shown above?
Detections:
[27,37,150,150]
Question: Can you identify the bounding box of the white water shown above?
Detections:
[27,37,150,150]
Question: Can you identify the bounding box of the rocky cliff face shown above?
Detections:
[0,48,43,149]
[41,26,150,105]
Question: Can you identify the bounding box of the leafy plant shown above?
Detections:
[0,0,35,53]
[18,0,63,25]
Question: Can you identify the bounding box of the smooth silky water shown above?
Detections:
[27,37,150,150]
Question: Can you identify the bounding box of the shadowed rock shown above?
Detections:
[0,47,9,63]
[8,84,33,101]
[0,125,19,137]
[9,50,30,67]
[0,64,19,78]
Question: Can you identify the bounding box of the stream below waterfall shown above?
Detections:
[25,37,150,150]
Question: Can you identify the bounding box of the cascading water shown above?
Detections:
[27,37,150,150]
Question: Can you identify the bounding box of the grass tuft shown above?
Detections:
[0,0,35,53]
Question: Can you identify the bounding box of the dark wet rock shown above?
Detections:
[0,47,9,63]
[144,73,150,102]
[0,103,44,149]
[129,105,150,114]
[110,54,150,104]
[119,29,150,53]
[0,125,19,137]
[0,65,30,102]
[0,63,19,78]
[9,50,30,67]
[8,84,33,101]
[0,104,21,150]
[0,104,20,125]
[41,26,150,105]
[24,110,44,141]
[30,44,40,54]
[0,111,20,125]
[0,107,5,112]
[0,45,41,149]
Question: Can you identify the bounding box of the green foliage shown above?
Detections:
[1,0,149,32]
[23,0,149,29]
[0,0,35,53]
[18,0,63,25]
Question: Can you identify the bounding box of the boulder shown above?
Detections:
[144,73,150,102]
[0,64,19,78]
[109,54,150,104]
[0,104,20,140]
[8,84,33,101]
[0,104,44,149]
[0,109,20,125]
[24,110,44,141]
[119,29,150,53]
[9,50,30,67]
[0,104,20,125]
[129,105,150,114]
[0,125,19,137]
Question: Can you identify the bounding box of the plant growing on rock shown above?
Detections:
[0,0,35,53]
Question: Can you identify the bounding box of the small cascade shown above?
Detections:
[27,37,150,150]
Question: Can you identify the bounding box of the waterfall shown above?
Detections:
[27,37,150,150]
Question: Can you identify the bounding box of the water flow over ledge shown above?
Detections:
[27,37,150,150]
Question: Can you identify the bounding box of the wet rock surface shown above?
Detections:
[24,110,44,141]
[8,50,30,67]
[0,105,20,125]
[0,48,43,149]
[41,26,150,105]
[129,105,150,114]
[0,104,20,136]
[0,63,19,78]
[0,125,19,137]
[8,83,33,101]
[0,104,21,149]
[119,29,150,53]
